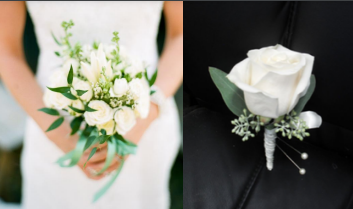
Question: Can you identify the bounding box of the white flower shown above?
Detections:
[125,57,145,77]
[63,58,79,74]
[227,44,314,118]
[129,78,150,118]
[43,89,71,109]
[81,44,93,61]
[80,43,113,83]
[97,120,116,135]
[110,78,129,97]
[68,99,84,116]
[104,44,117,60]
[84,100,114,126]
[114,107,136,135]
[49,70,68,87]
[72,79,93,102]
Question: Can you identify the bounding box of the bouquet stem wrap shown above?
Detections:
[264,128,276,170]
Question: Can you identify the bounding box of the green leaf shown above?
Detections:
[68,105,85,114]
[67,65,73,85]
[54,51,60,57]
[100,129,106,135]
[85,104,97,112]
[98,135,110,144]
[70,117,83,135]
[84,136,97,151]
[76,90,88,96]
[46,117,64,132]
[51,31,62,46]
[62,92,77,100]
[150,90,156,95]
[38,108,60,116]
[47,86,71,93]
[84,147,97,168]
[209,67,247,117]
[149,70,158,87]
[293,75,316,114]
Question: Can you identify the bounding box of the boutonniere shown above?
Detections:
[210,44,322,174]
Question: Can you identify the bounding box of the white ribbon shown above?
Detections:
[299,111,322,129]
[264,111,322,170]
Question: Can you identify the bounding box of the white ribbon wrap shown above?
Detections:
[264,129,276,170]
[264,111,322,170]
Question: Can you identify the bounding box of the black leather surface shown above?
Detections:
[184,2,353,209]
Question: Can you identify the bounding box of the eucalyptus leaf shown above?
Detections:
[67,65,73,85]
[84,147,97,168]
[70,117,83,135]
[209,67,247,117]
[68,105,85,114]
[47,86,71,93]
[293,75,316,114]
[46,117,64,132]
[149,70,158,87]
[62,92,77,100]
[76,90,88,96]
[38,108,60,116]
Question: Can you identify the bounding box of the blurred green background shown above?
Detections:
[0,10,183,209]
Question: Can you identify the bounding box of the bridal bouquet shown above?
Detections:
[38,20,157,201]
[210,45,321,174]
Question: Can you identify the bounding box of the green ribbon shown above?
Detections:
[55,128,138,202]
[93,158,125,202]
[56,133,87,167]
[92,136,137,202]
[96,137,116,175]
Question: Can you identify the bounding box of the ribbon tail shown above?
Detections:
[299,111,322,129]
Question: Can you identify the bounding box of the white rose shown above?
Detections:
[129,78,150,118]
[49,70,68,87]
[68,99,84,116]
[43,89,71,109]
[114,107,136,135]
[227,44,314,118]
[110,78,129,97]
[84,100,114,126]
[97,120,115,135]
[125,57,145,77]
[63,58,79,74]
[72,79,93,102]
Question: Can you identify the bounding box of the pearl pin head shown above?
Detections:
[299,168,306,175]
[301,153,308,160]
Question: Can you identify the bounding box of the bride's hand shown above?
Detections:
[79,103,159,180]
[46,123,120,180]
[45,102,159,180]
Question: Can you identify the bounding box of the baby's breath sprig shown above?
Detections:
[274,110,310,140]
[231,109,263,141]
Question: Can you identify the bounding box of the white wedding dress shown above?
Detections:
[23,2,180,209]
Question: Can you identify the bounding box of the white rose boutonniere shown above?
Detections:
[210,44,322,173]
